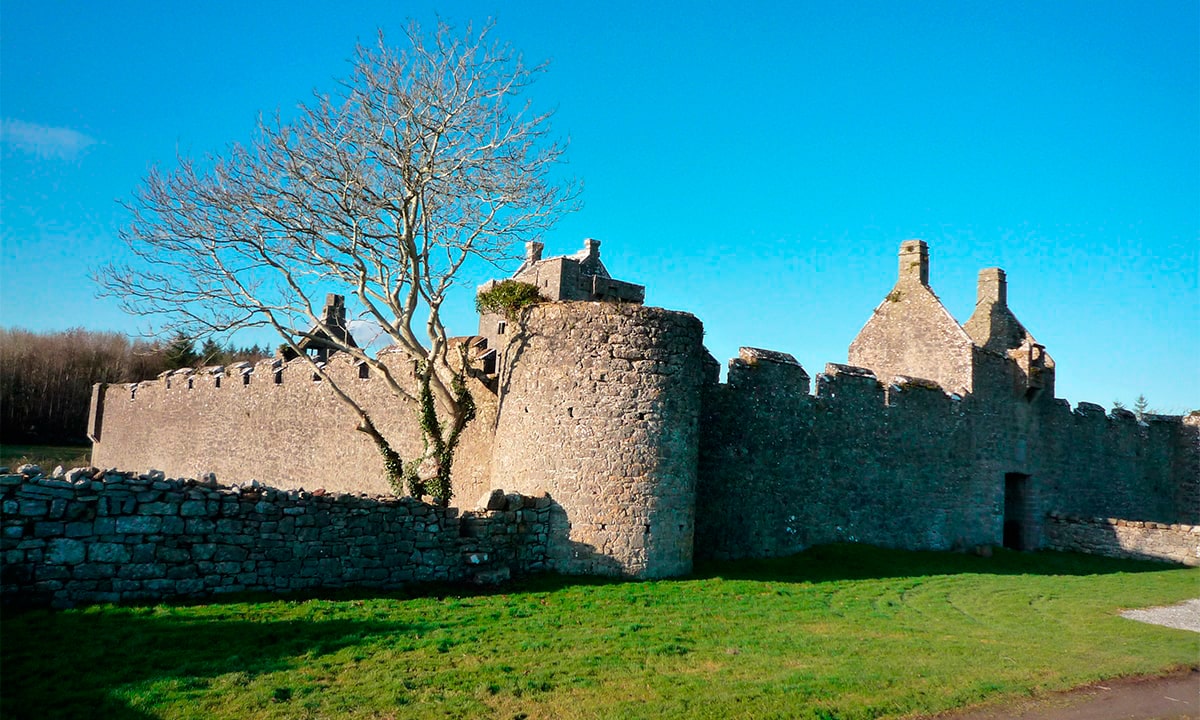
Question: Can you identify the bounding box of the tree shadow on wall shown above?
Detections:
[488,316,540,428]
[692,542,1189,584]
[0,610,419,720]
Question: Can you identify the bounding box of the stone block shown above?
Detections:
[74,563,117,580]
[19,501,49,516]
[33,522,64,538]
[212,545,248,562]
[157,547,191,563]
[116,516,162,534]
[130,544,158,563]
[185,518,216,534]
[119,563,166,580]
[179,501,207,517]
[46,538,86,564]
[479,489,507,511]
[36,565,72,581]
[63,521,93,538]
[88,543,131,564]
[176,578,205,594]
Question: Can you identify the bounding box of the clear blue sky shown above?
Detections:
[2,1,1197,410]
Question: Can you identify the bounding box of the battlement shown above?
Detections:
[90,347,500,501]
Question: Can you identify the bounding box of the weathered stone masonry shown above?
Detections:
[1043,513,1199,566]
[81,239,1200,582]
[1,472,549,608]
[490,303,708,577]
[89,350,499,503]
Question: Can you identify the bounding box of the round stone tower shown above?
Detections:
[490,302,707,578]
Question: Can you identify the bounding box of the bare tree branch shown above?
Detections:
[94,19,579,505]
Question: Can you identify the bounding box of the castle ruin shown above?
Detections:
[88,240,1200,578]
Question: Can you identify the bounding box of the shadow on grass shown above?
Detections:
[0,610,420,720]
[2,545,1187,719]
[691,543,1191,584]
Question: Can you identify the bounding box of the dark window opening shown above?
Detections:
[358,363,369,379]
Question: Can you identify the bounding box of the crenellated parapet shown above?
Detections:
[88,349,499,501]
[696,338,1198,561]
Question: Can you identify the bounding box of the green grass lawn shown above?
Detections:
[2,545,1196,720]
[0,443,91,471]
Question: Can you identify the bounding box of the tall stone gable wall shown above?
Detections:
[849,241,977,395]
[489,303,708,578]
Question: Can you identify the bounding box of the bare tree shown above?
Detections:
[96,20,577,505]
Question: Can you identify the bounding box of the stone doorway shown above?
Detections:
[1003,473,1032,550]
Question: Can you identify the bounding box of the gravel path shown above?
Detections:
[927,601,1199,719]
[927,669,1198,720]
[1121,598,1200,634]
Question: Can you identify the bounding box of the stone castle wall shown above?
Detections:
[1043,512,1199,566]
[1031,406,1197,527]
[90,352,497,504]
[696,359,990,560]
[695,352,1199,561]
[1,472,549,608]
[489,303,708,578]
[85,295,1200,579]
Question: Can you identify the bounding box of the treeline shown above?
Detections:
[0,328,267,445]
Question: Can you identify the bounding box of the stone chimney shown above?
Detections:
[525,241,544,263]
[898,240,929,287]
[322,294,346,326]
[583,238,600,259]
[976,268,1007,307]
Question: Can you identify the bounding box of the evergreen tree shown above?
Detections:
[162,333,198,369]
[1134,394,1150,421]
[198,338,226,366]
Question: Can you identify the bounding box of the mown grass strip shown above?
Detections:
[0,444,91,470]
[2,545,1196,720]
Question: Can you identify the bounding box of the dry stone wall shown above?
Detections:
[490,303,708,578]
[1,472,548,608]
[1043,512,1199,566]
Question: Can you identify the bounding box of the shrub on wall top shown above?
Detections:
[476,281,547,319]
